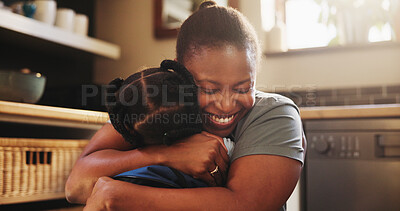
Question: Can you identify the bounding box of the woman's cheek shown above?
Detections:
[239,93,255,109]
[198,93,215,109]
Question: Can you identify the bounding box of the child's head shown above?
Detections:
[106,60,202,148]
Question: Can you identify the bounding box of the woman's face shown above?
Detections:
[184,45,256,137]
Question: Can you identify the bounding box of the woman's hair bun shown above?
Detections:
[199,1,217,10]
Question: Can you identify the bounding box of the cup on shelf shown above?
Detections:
[73,14,88,36]
[55,8,75,32]
[22,2,36,18]
[33,0,56,25]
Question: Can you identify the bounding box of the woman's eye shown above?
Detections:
[234,88,250,94]
[201,88,219,94]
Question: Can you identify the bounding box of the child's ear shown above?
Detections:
[174,58,177,61]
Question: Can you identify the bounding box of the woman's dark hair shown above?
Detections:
[176,1,260,66]
[106,60,202,148]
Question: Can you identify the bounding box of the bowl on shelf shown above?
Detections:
[0,69,46,103]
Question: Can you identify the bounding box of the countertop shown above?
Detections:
[299,104,400,119]
[1,101,399,129]
[0,100,108,130]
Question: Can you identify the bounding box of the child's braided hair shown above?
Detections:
[106,60,202,148]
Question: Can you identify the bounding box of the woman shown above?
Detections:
[66,2,305,210]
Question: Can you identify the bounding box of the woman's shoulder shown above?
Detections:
[231,90,304,164]
[253,90,299,114]
[233,90,301,137]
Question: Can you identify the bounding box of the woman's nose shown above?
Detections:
[215,92,236,113]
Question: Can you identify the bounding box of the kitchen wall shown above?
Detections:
[93,0,176,85]
[94,0,400,93]
[258,46,400,91]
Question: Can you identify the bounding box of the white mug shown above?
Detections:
[55,8,75,32]
[73,14,88,36]
[33,0,57,25]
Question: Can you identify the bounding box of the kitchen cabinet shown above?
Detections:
[0,100,108,205]
[0,10,120,60]
[0,2,121,110]
[0,1,115,206]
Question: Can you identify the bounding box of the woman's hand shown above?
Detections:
[159,131,229,186]
[84,177,121,211]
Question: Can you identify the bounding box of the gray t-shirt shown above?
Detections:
[230,90,304,165]
[223,137,235,158]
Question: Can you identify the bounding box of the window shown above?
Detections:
[262,0,400,50]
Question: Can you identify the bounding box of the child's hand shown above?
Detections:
[159,132,229,186]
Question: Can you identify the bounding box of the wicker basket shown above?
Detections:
[0,138,88,204]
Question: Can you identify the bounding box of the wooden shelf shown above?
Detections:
[0,10,120,60]
[0,100,108,130]
[0,192,66,205]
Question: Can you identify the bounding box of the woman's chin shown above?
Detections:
[204,126,234,137]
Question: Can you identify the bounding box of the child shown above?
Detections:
[105,60,234,188]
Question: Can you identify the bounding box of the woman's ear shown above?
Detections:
[174,58,178,61]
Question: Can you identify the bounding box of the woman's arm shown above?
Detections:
[84,154,302,211]
[65,123,228,204]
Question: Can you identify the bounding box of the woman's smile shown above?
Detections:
[204,111,239,128]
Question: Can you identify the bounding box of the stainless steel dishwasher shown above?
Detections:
[304,118,400,211]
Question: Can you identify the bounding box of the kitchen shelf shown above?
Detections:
[0,9,120,60]
[0,192,66,205]
[0,100,108,130]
